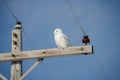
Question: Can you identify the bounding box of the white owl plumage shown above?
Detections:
[54,28,71,48]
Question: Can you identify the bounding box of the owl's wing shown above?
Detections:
[63,34,71,47]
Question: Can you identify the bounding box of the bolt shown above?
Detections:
[80,47,84,51]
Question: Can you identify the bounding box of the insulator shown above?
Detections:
[15,21,22,29]
[16,21,21,25]
[82,35,90,45]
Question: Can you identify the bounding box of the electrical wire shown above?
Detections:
[41,62,54,80]
[2,0,54,80]
[22,28,54,80]
[1,1,105,80]
[2,0,18,22]
[2,0,21,80]
[66,0,86,36]
[66,0,108,79]
[22,28,35,50]
[93,54,108,80]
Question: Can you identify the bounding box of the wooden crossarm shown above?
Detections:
[0,45,93,62]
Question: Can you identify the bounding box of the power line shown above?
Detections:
[41,62,54,80]
[93,54,108,80]
[22,28,35,50]
[66,0,86,36]
[66,1,107,79]
[22,28,54,80]
[2,0,20,79]
[2,0,18,22]
[1,0,90,80]
[2,0,54,79]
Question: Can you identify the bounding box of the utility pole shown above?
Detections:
[0,23,93,80]
[11,22,22,80]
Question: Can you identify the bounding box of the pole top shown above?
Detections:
[15,21,22,29]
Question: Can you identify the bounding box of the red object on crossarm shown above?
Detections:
[82,35,90,45]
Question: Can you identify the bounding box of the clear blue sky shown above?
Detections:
[0,0,120,80]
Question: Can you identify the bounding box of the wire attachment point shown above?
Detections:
[15,21,22,29]
[82,35,90,45]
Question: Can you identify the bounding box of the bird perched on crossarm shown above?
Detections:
[54,28,71,49]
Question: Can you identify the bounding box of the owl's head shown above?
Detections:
[54,28,63,35]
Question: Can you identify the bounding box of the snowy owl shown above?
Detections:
[54,28,71,48]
